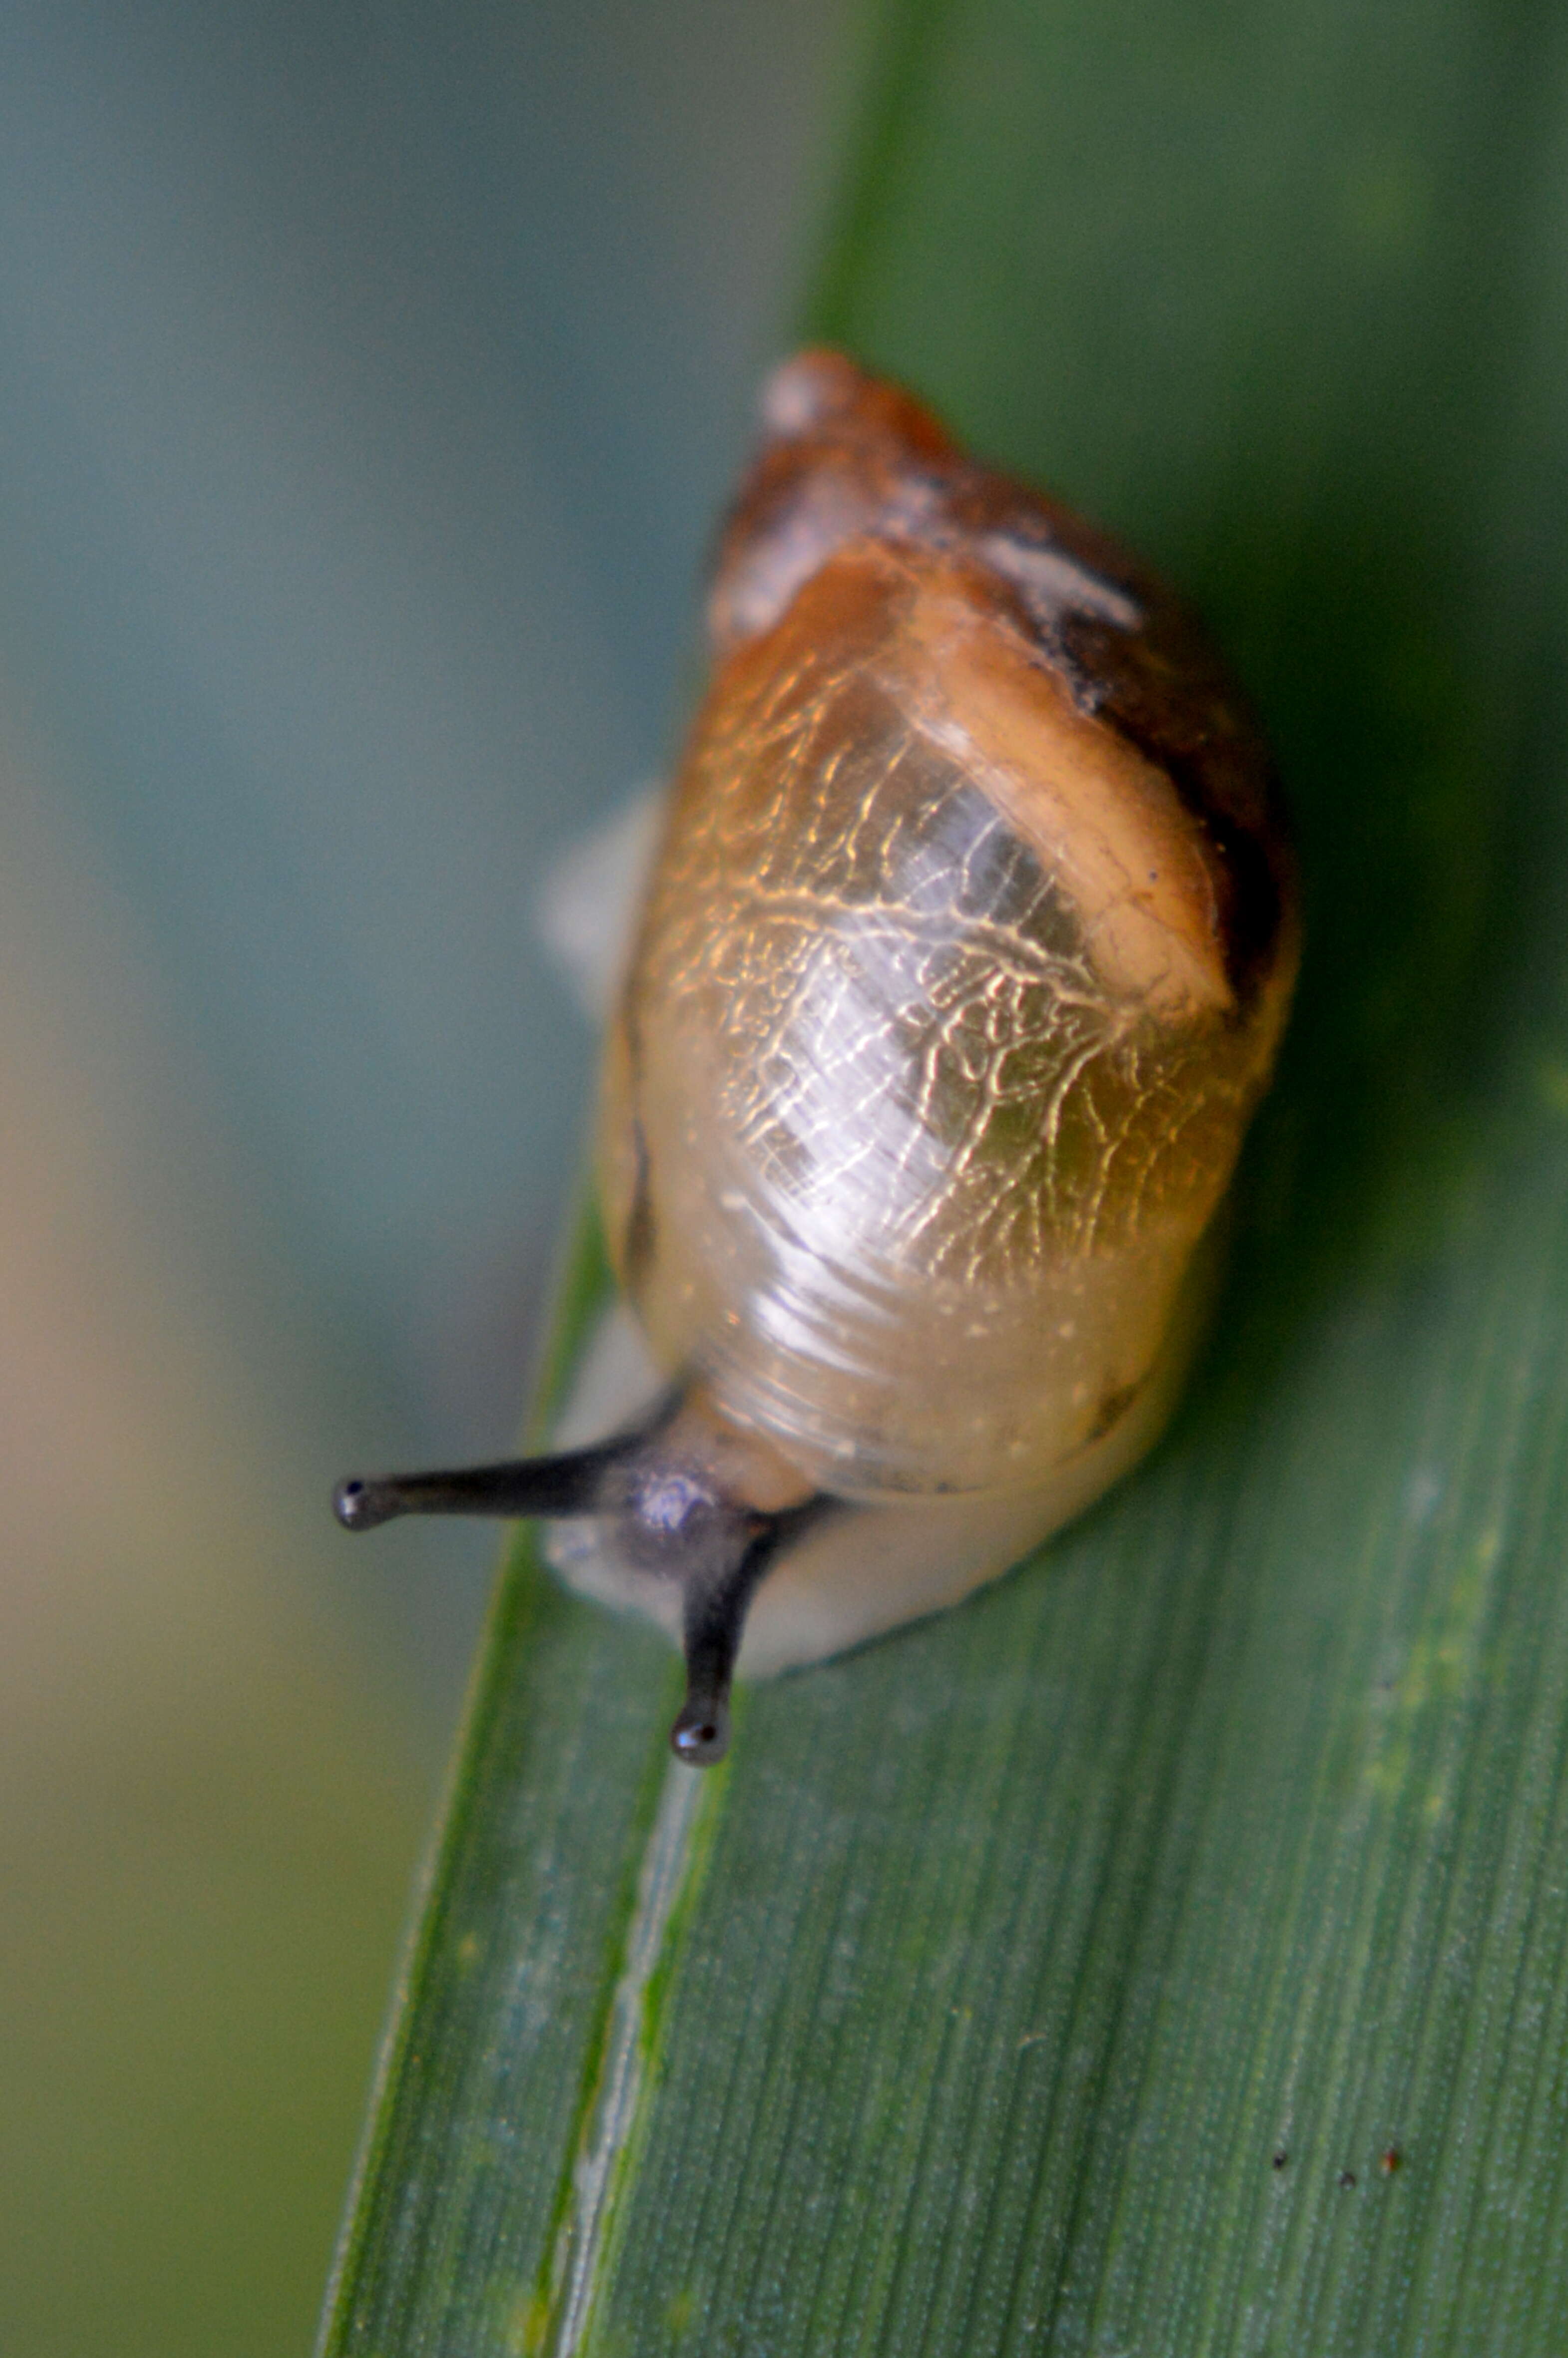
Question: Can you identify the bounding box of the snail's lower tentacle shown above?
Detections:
[669,1498,827,1767]
[670,1531,775,1768]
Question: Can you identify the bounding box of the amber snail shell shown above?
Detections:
[336,350,1299,1764]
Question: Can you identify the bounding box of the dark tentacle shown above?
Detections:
[670,1528,778,1766]
[332,1432,641,1532]
[668,1497,830,1766]
[334,1415,827,1769]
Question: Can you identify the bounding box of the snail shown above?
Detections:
[335,350,1299,1766]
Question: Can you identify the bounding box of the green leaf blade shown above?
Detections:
[320,0,1568,2348]
[320,1570,674,2358]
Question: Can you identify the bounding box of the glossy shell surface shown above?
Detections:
[595,352,1297,1538]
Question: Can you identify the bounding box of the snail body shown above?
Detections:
[337,351,1298,1761]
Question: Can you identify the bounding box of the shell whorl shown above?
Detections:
[600,352,1297,1503]
[336,352,1299,1724]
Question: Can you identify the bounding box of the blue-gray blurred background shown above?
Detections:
[0,5,849,2349]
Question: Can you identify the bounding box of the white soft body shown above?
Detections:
[543,1273,1206,1679]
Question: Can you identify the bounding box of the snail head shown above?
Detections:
[334,1390,821,1766]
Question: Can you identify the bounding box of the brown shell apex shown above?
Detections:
[709,348,1295,1009]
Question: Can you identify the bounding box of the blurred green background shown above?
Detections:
[0,5,848,2351]
[21,2,1568,2351]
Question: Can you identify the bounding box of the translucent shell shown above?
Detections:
[338,351,1299,1734]
[593,351,1297,1567]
